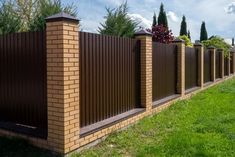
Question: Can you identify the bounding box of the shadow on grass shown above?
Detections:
[0,136,60,157]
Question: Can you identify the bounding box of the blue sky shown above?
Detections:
[62,0,235,42]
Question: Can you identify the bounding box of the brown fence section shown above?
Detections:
[185,47,198,90]
[216,50,222,79]
[230,54,233,74]
[204,49,211,83]
[224,57,229,76]
[79,32,141,127]
[0,31,47,137]
[152,42,177,102]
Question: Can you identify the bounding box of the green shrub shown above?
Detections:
[178,35,193,47]
[202,36,231,57]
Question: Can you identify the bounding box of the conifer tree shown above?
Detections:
[200,21,208,41]
[180,15,187,36]
[187,30,191,41]
[157,3,168,28]
[152,12,157,27]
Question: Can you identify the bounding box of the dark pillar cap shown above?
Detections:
[194,40,203,46]
[207,46,216,49]
[173,38,185,43]
[134,30,152,37]
[45,12,79,23]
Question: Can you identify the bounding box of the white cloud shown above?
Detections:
[225,38,232,45]
[225,2,235,14]
[128,13,152,29]
[167,11,179,22]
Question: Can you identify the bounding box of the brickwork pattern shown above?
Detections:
[135,35,152,111]
[46,21,80,153]
[1,21,235,156]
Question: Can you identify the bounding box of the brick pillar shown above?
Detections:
[173,39,185,96]
[45,12,80,154]
[134,30,152,111]
[208,47,216,82]
[194,43,204,88]
[218,49,224,78]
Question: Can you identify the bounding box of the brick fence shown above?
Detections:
[0,12,235,155]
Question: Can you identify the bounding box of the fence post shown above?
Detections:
[218,49,224,78]
[173,38,185,96]
[134,30,152,111]
[208,47,216,82]
[194,42,204,88]
[45,12,80,154]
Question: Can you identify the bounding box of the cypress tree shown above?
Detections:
[180,15,187,36]
[157,3,168,28]
[152,12,157,27]
[232,38,234,46]
[187,30,191,41]
[200,21,208,41]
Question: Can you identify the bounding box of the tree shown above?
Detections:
[187,30,191,41]
[200,21,208,41]
[180,15,187,36]
[0,1,22,35]
[202,36,231,56]
[178,35,193,47]
[157,3,168,28]
[29,0,77,31]
[152,12,157,27]
[232,38,234,46]
[98,2,139,38]
[147,24,173,43]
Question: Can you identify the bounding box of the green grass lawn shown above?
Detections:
[0,78,235,157]
[74,78,235,157]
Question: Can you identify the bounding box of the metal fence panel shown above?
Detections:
[79,32,141,127]
[152,42,177,102]
[204,49,211,83]
[185,47,198,90]
[0,31,47,134]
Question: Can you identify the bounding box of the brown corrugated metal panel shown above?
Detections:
[152,42,177,102]
[224,57,229,76]
[185,47,198,90]
[204,49,211,83]
[230,54,233,74]
[79,32,141,127]
[215,50,222,79]
[0,31,47,137]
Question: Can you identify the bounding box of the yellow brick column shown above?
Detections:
[194,42,204,88]
[173,39,185,96]
[218,49,224,78]
[134,30,152,112]
[208,47,216,82]
[45,12,80,154]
